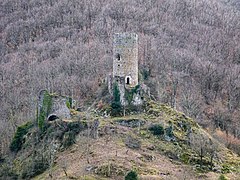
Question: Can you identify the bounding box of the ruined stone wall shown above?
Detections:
[113,33,138,87]
[50,96,71,120]
[37,90,71,125]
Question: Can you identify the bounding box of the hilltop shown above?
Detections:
[0,0,240,179]
[1,0,240,156]
[1,97,239,179]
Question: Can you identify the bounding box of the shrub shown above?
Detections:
[10,122,33,152]
[62,131,76,148]
[0,164,18,179]
[21,157,49,179]
[149,124,164,136]
[66,100,71,109]
[180,153,191,164]
[141,68,150,80]
[111,83,122,116]
[165,124,174,137]
[66,97,73,109]
[67,121,85,134]
[111,101,122,116]
[125,170,138,180]
[165,123,175,141]
[62,121,87,148]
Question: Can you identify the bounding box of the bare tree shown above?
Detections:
[190,131,218,169]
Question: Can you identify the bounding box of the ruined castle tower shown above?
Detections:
[113,33,138,88]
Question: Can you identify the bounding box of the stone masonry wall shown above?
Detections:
[113,33,138,87]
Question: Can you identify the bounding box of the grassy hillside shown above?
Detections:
[1,99,239,179]
[1,0,240,156]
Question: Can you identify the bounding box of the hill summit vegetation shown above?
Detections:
[0,0,240,156]
[0,96,240,179]
[0,0,240,179]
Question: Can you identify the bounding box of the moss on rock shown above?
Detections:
[10,122,33,152]
[38,91,53,131]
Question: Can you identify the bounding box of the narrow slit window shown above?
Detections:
[116,54,121,61]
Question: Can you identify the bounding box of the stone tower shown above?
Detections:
[113,33,138,88]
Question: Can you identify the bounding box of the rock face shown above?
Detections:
[116,119,145,128]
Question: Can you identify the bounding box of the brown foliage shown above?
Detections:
[0,0,240,154]
[213,129,240,155]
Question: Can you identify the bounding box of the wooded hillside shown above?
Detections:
[0,0,239,154]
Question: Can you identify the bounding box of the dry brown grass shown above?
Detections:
[33,123,226,180]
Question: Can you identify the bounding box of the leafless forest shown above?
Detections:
[0,0,239,154]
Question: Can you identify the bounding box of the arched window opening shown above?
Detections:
[126,76,130,85]
[47,114,59,121]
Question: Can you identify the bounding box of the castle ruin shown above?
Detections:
[110,33,144,106]
[113,33,138,88]
[37,90,71,127]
